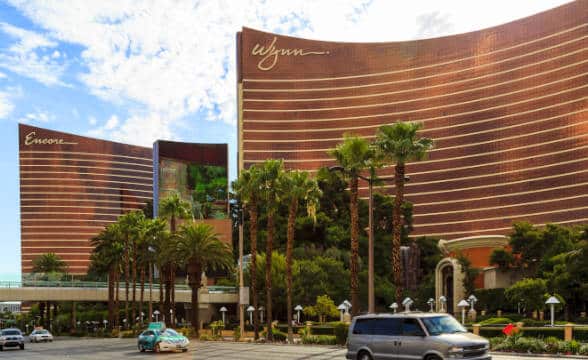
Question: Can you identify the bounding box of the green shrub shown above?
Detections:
[579,344,588,355]
[233,326,241,342]
[310,325,335,336]
[478,327,505,338]
[176,327,195,338]
[544,336,560,353]
[301,335,337,345]
[474,288,514,313]
[333,322,349,345]
[574,327,588,341]
[199,333,212,341]
[512,337,545,353]
[120,330,135,338]
[488,337,504,350]
[519,327,564,340]
[261,328,287,342]
[479,317,513,326]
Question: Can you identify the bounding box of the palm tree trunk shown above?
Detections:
[350,176,360,317]
[148,262,153,323]
[124,249,130,328]
[132,242,137,327]
[139,266,145,325]
[188,262,202,337]
[248,203,259,340]
[265,213,275,341]
[115,270,120,328]
[164,265,171,326]
[171,264,176,327]
[159,265,164,322]
[286,199,298,343]
[392,162,405,302]
[108,267,115,329]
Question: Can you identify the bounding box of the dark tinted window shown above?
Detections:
[372,318,401,336]
[401,318,425,336]
[2,330,21,336]
[352,319,374,335]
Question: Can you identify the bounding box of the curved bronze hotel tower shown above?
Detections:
[19,124,153,275]
[237,0,588,241]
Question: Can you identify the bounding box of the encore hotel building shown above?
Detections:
[19,124,229,277]
[237,1,588,306]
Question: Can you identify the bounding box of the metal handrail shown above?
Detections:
[0,280,237,293]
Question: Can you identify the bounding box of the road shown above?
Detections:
[0,338,577,359]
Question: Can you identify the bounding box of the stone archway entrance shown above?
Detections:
[435,257,464,314]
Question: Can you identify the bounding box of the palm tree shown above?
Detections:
[282,170,321,343]
[159,194,192,326]
[375,122,433,301]
[232,166,262,339]
[117,210,146,327]
[140,218,167,324]
[32,252,68,329]
[258,159,284,341]
[90,224,124,329]
[328,134,375,316]
[32,253,68,274]
[174,223,233,336]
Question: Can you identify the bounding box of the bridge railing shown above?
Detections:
[0,281,237,293]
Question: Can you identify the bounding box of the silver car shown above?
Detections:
[346,313,490,360]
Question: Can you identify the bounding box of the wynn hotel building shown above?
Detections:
[237,1,588,309]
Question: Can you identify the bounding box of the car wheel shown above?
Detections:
[20,344,25,350]
[154,343,161,353]
[357,350,372,360]
[0,345,3,351]
[426,356,441,360]
[138,343,145,352]
[182,349,188,352]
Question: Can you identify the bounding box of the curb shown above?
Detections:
[491,352,588,359]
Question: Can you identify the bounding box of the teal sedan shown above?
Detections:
[137,324,189,353]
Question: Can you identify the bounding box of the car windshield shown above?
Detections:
[162,329,179,337]
[37,330,48,334]
[421,315,467,335]
[2,330,21,336]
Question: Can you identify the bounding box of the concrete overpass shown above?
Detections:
[0,281,238,304]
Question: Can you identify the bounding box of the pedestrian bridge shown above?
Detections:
[0,281,238,304]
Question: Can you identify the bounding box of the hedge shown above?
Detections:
[474,326,588,341]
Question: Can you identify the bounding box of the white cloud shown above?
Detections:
[19,109,54,123]
[87,112,174,147]
[6,0,570,142]
[0,72,6,79]
[0,91,15,119]
[88,115,97,125]
[0,22,67,86]
[104,114,118,130]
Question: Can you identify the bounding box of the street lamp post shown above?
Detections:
[247,306,255,326]
[258,306,265,324]
[294,305,303,324]
[439,296,447,313]
[457,300,469,324]
[153,310,160,323]
[389,302,398,313]
[220,307,228,325]
[427,298,435,312]
[545,296,561,327]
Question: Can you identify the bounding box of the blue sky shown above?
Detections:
[0,0,571,280]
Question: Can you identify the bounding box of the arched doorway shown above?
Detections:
[442,265,454,314]
[435,257,464,314]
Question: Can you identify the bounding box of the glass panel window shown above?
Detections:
[401,318,425,336]
[372,318,401,336]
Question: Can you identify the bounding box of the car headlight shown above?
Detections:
[448,347,464,358]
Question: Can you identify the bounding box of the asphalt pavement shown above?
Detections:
[0,338,581,360]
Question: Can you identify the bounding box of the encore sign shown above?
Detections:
[251,36,329,71]
[24,131,78,146]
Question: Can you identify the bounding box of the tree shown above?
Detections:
[232,165,262,339]
[303,295,339,323]
[505,278,547,315]
[117,210,146,328]
[282,170,321,342]
[158,193,192,326]
[375,122,433,302]
[490,249,515,270]
[32,252,68,329]
[174,223,233,336]
[258,159,284,341]
[90,224,124,329]
[329,134,375,316]
[32,253,68,274]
